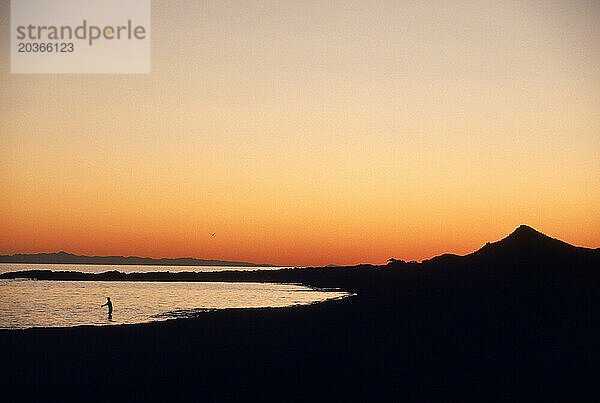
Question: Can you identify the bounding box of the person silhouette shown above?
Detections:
[101,297,113,319]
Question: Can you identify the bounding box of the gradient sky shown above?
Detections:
[1,0,599,266]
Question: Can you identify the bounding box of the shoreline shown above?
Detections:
[0,288,357,332]
[0,296,354,332]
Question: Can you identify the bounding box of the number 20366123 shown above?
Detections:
[18,42,74,52]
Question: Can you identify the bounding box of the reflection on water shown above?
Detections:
[0,280,350,329]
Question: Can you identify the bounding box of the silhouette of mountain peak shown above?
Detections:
[498,225,561,245]
[418,225,597,265]
[506,225,546,241]
[470,225,579,260]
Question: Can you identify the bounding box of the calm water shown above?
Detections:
[0,280,349,329]
[0,263,294,274]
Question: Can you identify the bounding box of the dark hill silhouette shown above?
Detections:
[424,224,594,264]
[469,224,591,259]
[1,225,600,402]
[414,225,599,296]
[0,251,274,267]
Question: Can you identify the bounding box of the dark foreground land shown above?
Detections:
[2,226,600,402]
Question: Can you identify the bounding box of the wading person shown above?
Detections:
[101,297,113,318]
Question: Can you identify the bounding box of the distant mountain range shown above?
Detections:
[0,251,274,267]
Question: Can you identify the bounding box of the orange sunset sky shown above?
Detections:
[0,1,599,266]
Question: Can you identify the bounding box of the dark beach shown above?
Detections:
[2,226,600,401]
